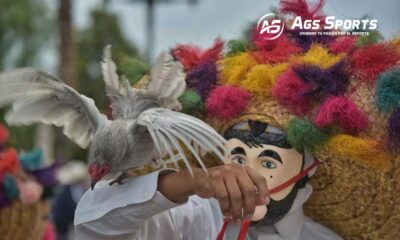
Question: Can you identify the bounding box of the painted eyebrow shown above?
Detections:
[258,150,283,164]
[231,147,246,155]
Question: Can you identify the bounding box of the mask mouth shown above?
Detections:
[251,184,299,227]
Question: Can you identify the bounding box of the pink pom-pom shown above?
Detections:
[329,36,356,54]
[206,86,251,120]
[314,96,369,133]
[43,221,57,240]
[17,179,43,204]
[0,124,9,144]
[272,69,313,115]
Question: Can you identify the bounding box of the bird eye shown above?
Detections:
[232,155,247,165]
[261,160,277,169]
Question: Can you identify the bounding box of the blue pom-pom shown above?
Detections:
[3,174,19,199]
[376,68,400,112]
[20,148,44,171]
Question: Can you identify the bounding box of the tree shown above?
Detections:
[0,0,52,151]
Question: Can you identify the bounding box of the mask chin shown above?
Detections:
[250,184,299,227]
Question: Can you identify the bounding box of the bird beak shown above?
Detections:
[91,180,97,190]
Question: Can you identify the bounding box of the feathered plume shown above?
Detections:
[251,28,302,63]
[280,0,325,21]
[329,36,357,54]
[172,38,224,71]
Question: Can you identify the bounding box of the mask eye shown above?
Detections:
[232,155,247,165]
[261,160,277,169]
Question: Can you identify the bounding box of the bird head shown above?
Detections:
[88,163,110,190]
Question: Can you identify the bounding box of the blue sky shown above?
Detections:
[73,0,400,61]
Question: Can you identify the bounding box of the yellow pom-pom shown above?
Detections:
[324,134,391,170]
[220,52,256,86]
[241,63,288,96]
[391,36,400,55]
[291,44,344,69]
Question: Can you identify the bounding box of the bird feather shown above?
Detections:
[0,68,106,148]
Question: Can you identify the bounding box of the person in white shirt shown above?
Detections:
[74,121,342,240]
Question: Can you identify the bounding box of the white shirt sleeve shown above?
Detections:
[74,170,184,240]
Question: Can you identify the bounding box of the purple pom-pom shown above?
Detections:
[186,61,218,98]
[29,162,59,187]
[294,59,349,97]
[388,108,400,150]
[0,187,11,208]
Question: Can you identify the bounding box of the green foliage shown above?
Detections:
[77,8,141,112]
[355,30,383,48]
[118,55,150,85]
[0,0,52,150]
[0,0,52,68]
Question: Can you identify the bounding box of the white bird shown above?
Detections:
[0,45,227,189]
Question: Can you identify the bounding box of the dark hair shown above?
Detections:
[223,120,292,149]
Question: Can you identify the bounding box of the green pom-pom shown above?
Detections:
[227,39,248,56]
[118,55,150,85]
[287,118,328,153]
[355,30,382,48]
[178,90,204,115]
[4,174,19,199]
[20,148,43,171]
[376,68,400,112]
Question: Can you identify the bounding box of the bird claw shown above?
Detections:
[109,172,128,186]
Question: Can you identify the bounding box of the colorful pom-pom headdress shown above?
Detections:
[0,123,58,240]
[163,0,400,238]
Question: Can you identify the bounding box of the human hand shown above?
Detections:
[189,164,270,222]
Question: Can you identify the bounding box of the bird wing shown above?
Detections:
[0,68,106,148]
[136,108,227,175]
[147,51,186,110]
[101,45,138,119]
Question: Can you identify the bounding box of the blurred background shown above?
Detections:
[0,0,399,239]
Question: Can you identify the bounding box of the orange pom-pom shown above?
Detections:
[350,43,400,83]
[172,38,224,71]
[0,148,20,176]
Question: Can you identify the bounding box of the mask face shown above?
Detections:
[223,121,305,226]
[225,139,303,201]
